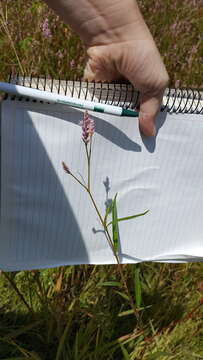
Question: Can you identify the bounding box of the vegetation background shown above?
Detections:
[0,0,203,359]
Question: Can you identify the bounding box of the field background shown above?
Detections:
[0,0,203,359]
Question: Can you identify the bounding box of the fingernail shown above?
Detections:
[139,122,156,137]
[152,125,156,136]
[139,113,156,137]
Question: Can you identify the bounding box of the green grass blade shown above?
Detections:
[114,290,130,301]
[118,309,134,317]
[120,344,131,360]
[74,331,79,360]
[112,193,119,254]
[1,358,29,360]
[55,314,73,360]
[134,268,142,308]
[146,351,172,359]
[4,320,42,340]
[107,210,149,227]
[135,269,142,308]
[98,281,122,287]
[0,337,41,359]
[104,201,112,225]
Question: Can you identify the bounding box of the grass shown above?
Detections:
[0,264,202,359]
[0,0,202,87]
[0,0,203,359]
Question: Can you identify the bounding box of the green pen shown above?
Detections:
[0,82,139,117]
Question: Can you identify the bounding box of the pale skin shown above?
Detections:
[44,0,169,136]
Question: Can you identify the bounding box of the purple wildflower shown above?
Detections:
[70,59,75,69]
[41,18,52,39]
[79,110,95,144]
[56,50,63,59]
[62,161,71,174]
[175,79,180,88]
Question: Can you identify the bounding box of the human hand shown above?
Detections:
[44,0,169,136]
[84,38,169,137]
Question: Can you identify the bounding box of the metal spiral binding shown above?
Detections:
[6,73,203,114]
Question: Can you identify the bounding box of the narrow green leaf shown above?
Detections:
[114,290,129,301]
[1,358,29,360]
[137,305,152,311]
[98,281,122,287]
[74,331,79,360]
[120,344,131,360]
[112,193,119,253]
[4,320,42,340]
[55,314,74,360]
[134,268,142,308]
[104,201,112,225]
[107,210,149,227]
[118,309,134,317]
[146,351,171,360]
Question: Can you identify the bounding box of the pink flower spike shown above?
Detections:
[79,110,95,144]
[62,161,70,174]
[41,18,52,39]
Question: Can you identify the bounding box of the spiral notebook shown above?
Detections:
[0,75,203,271]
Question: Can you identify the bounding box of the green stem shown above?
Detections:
[70,170,116,258]
[85,142,91,191]
[86,190,138,318]
[88,137,93,190]
[69,149,138,319]
[70,172,87,190]
[86,189,115,253]
[2,272,33,314]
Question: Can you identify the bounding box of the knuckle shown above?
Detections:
[159,72,170,90]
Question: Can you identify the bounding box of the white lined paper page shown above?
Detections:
[0,99,203,271]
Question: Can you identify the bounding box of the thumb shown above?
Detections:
[138,93,163,137]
